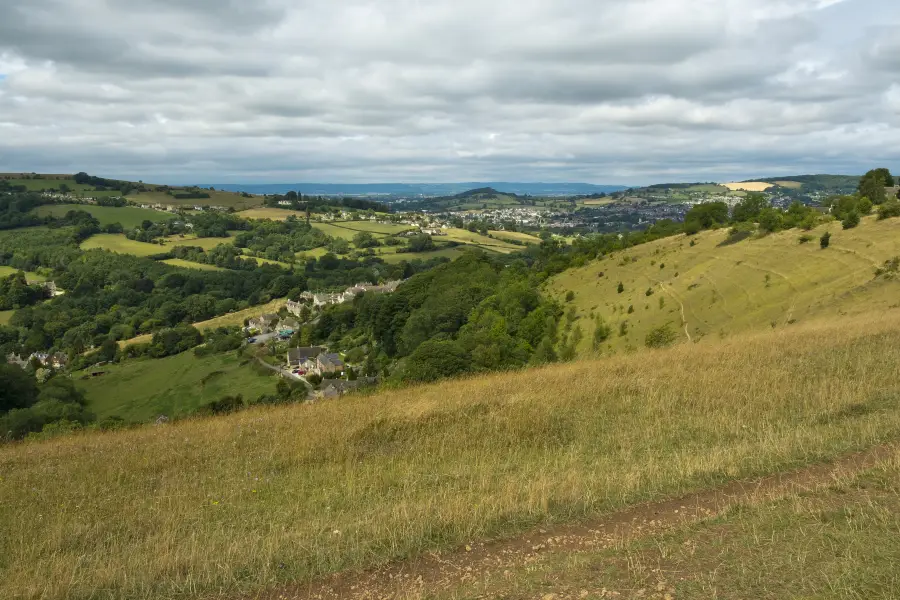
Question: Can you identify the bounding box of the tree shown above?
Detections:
[684,201,729,230]
[592,317,611,351]
[758,207,784,233]
[645,324,677,348]
[407,234,435,253]
[820,231,831,249]
[352,231,380,249]
[874,168,894,187]
[0,364,39,413]
[402,339,469,383]
[565,290,575,302]
[731,193,768,222]
[858,170,886,204]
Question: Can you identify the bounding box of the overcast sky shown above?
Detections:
[1,0,898,185]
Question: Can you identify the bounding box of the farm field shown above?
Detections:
[126,190,261,210]
[0,266,47,283]
[119,298,287,348]
[74,352,277,423]
[723,181,774,192]
[34,204,171,228]
[162,233,235,250]
[376,246,469,263]
[442,227,522,253]
[326,220,416,236]
[547,215,900,355]
[295,247,330,260]
[310,222,360,240]
[1,177,124,198]
[5,309,900,599]
[236,207,307,221]
[243,256,293,268]
[488,229,541,244]
[774,180,804,189]
[0,310,13,325]
[80,234,165,257]
[160,258,226,271]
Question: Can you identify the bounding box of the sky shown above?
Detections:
[0,0,898,186]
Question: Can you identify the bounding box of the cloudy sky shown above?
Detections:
[0,0,898,185]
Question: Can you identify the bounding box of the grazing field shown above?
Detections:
[162,233,234,250]
[376,246,469,263]
[0,310,13,325]
[80,234,165,257]
[126,190,261,210]
[0,266,47,283]
[578,198,615,206]
[442,228,523,253]
[118,298,287,348]
[723,181,774,192]
[548,215,900,354]
[296,247,330,260]
[236,207,307,221]
[326,221,416,236]
[1,177,124,198]
[5,310,900,599]
[311,222,360,240]
[488,229,541,244]
[33,204,170,228]
[75,352,277,423]
[774,180,804,189]
[160,258,226,271]
[244,256,293,268]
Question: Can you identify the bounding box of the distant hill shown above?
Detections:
[202,182,627,198]
[749,175,860,195]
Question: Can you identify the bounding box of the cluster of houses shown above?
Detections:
[287,280,402,310]
[246,314,299,336]
[6,351,68,370]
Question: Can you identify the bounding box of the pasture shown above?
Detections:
[34,204,171,228]
[442,228,523,253]
[0,310,13,325]
[236,207,307,221]
[723,181,774,192]
[162,233,235,250]
[126,190,262,211]
[0,266,47,283]
[80,234,166,257]
[160,259,226,272]
[488,230,541,244]
[75,352,277,423]
[547,215,900,355]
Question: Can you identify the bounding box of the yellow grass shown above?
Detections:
[160,259,226,272]
[442,228,522,253]
[548,216,900,354]
[6,309,900,599]
[119,298,287,347]
[236,207,306,221]
[488,230,541,244]
[723,181,774,192]
[0,310,13,325]
[774,180,804,189]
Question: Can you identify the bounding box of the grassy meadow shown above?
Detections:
[5,309,900,599]
[0,266,47,283]
[162,233,234,251]
[236,207,307,221]
[159,258,226,272]
[80,234,166,257]
[548,215,900,354]
[1,177,123,198]
[126,190,261,210]
[0,310,13,325]
[488,229,541,244]
[75,352,277,423]
[442,227,523,253]
[33,204,171,228]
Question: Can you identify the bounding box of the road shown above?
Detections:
[254,357,312,388]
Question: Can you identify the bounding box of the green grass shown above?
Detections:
[33,204,171,228]
[548,215,900,355]
[325,221,416,236]
[310,222,361,240]
[80,234,166,257]
[375,246,470,263]
[75,351,277,423]
[296,247,330,260]
[244,256,293,268]
[162,233,235,251]
[5,311,900,599]
[488,230,541,244]
[0,310,13,325]
[442,228,522,253]
[160,259,227,272]
[1,177,123,198]
[126,190,262,210]
[0,266,47,283]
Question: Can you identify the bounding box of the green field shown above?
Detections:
[326,220,416,236]
[311,222,361,240]
[75,352,277,423]
[236,207,307,221]
[548,215,900,354]
[126,190,261,210]
[376,246,470,263]
[0,310,13,325]
[34,204,171,228]
[163,233,235,250]
[1,177,123,198]
[0,266,47,283]
[243,255,293,268]
[295,247,330,260]
[160,259,226,272]
[442,228,522,253]
[80,234,166,257]
[488,230,541,244]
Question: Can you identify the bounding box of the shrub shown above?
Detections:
[842,211,860,230]
[565,290,575,302]
[820,231,831,249]
[617,282,624,294]
[645,287,654,297]
[877,200,900,220]
[798,234,814,244]
[202,394,244,415]
[645,324,678,348]
[592,317,611,351]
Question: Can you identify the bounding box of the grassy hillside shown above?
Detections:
[33,204,171,228]
[547,216,900,354]
[80,233,166,257]
[4,309,900,599]
[75,351,277,423]
[125,189,261,210]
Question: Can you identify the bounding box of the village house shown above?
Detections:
[316,377,379,400]
[48,352,68,370]
[316,353,345,376]
[286,346,327,369]
[247,313,279,333]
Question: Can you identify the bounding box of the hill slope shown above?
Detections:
[547,216,900,354]
[4,309,900,599]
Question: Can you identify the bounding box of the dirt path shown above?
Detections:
[658,282,691,342]
[245,442,897,600]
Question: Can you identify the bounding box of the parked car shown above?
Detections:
[247,337,257,344]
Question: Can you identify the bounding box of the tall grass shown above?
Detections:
[4,311,900,599]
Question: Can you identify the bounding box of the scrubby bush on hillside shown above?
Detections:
[820,231,831,249]
[842,211,860,230]
[877,200,900,220]
[645,324,678,348]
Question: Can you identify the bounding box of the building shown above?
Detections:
[316,353,345,375]
[290,280,404,311]
[316,377,379,399]
[248,313,279,333]
[286,346,326,368]
[48,352,68,370]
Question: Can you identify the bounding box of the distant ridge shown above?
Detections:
[199,182,627,197]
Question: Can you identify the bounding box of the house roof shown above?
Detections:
[287,346,326,362]
[318,353,345,368]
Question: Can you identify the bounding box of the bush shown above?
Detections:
[565,290,575,302]
[820,231,831,249]
[878,200,900,220]
[645,324,678,348]
[201,394,244,415]
[617,282,624,294]
[798,234,814,244]
[842,211,860,230]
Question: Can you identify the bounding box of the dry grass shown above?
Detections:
[235,208,305,221]
[488,230,541,244]
[774,180,804,189]
[5,310,900,599]
[159,259,226,272]
[723,181,774,192]
[118,298,286,347]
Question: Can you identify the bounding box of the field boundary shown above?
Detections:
[253,441,899,600]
